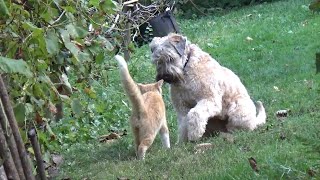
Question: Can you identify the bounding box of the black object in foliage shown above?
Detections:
[135,10,180,46]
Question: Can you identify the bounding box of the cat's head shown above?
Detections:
[137,79,164,94]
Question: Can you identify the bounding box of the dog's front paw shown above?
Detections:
[188,131,202,141]
[187,111,205,141]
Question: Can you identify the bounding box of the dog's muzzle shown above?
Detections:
[156,73,179,84]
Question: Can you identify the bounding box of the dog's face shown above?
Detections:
[150,34,188,84]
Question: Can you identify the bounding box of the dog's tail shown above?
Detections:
[255,101,267,126]
[115,55,144,111]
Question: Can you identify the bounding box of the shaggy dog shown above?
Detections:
[150,33,266,142]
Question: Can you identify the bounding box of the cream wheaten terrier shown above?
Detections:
[150,33,266,142]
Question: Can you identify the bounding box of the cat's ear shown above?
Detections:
[137,83,144,92]
[156,79,164,88]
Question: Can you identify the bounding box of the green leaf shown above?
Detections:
[27,147,35,155]
[71,98,83,117]
[60,29,80,58]
[89,0,100,8]
[0,0,10,17]
[45,30,60,55]
[33,83,45,99]
[0,56,33,77]
[95,35,114,51]
[36,60,48,71]
[66,24,88,39]
[59,94,70,101]
[22,21,43,37]
[63,6,76,13]
[104,39,114,51]
[99,0,117,14]
[37,131,49,148]
[14,103,26,127]
[95,52,105,64]
[84,87,97,99]
[77,52,91,62]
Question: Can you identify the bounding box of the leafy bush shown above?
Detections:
[0,0,127,152]
[51,64,130,148]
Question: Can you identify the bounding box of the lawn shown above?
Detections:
[58,0,320,179]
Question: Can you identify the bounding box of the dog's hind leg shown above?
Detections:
[226,99,266,131]
[187,99,222,141]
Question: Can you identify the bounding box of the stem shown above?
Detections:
[0,121,20,180]
[0,99,26,180]
[0,165,8,180]
[28,129,47,180]
[0,76,35,180]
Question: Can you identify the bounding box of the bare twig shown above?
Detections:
[49,10,66,26]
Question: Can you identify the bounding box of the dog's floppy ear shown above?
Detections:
[169,34,186,57]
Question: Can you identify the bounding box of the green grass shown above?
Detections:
[58,0,320,179]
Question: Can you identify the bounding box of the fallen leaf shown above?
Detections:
[117,177,130,180]
[248,157,259,172]
[35,112,43,124]
[316,52,320,73]
[301,20,308,27]
[61,177,71,180]
[48,102,57,114]
[240,146,251,152]
[273,86,280,91]
[307,168,316,177]
[99,132,121,143]
[52,154,64,167]
[246,36,253,41]
[194,143,214,154]
[279,132,286,140]
[276,109,290,120]
[304,79,313,89]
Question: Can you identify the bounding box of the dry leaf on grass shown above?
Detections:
[117,177,130,180]
[307,168,316,177]
[47,154,64,178]
[276,109,291,120]
[194,143,214,154]
[99,130,127,143]
[52,154,64,166]
[99,132,121,143]
[273,86,280,91]
[246,36,253,41]
[279,132,286,140]
[248,157,259,173]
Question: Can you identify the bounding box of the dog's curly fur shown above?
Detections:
[150,33,266,142]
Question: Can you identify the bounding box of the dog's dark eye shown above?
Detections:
[151,48,155,53]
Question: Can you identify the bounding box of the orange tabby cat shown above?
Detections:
[115,55,170,160]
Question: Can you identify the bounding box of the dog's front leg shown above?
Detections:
[187,99,221,141]
[177,113,188,143]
